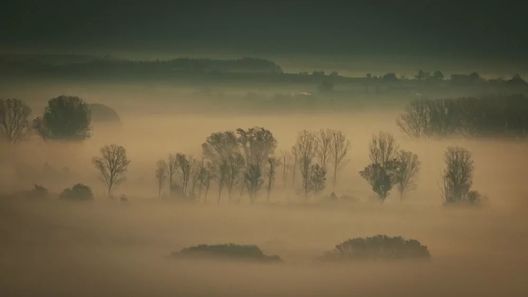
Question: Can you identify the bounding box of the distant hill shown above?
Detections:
[0,54,283,78]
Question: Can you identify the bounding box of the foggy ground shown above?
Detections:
[1,97,528,296]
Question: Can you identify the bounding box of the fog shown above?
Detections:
[2,89,528,296]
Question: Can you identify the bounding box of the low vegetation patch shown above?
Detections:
[322,235,430,261]
[59,184,94,201]
[173,243,281,263]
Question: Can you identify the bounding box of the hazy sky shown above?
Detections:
[1,0,527,61]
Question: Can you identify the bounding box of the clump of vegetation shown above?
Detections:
[34,96,91,140]
[360,132,420,202]
[322,235,430,261]
[59,184,94,201]
[442,147,482,205]
[398,95,528,137]
[173,243,281,262]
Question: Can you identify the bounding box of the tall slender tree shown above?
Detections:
[329,130,350,191]
[293,130,319,198]
[93,144,131,197]
[155,160,168,198]
[0,98,31,143]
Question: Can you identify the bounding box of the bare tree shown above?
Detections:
[397,99,431,137]
[155,160,168,198]
[200,162,215,202]
[309,163,326,195]
[293,130,319,198]
[266,157,278,201]
[202,131,243,203]
[291,148,298,188]
[237,127,277,201]
[360,132,399,202]
[189,158,203,199]
[329,130,350,190]
[279,151,291,188]
[369,132,399,166]
[93,144,131,197]
[443,147,474,203]
[167,154,177,196]
[0,98,31,143]
[394,151,420,200]
[175,153,193,198]
[244,164,262,202]
[317,129,332,169]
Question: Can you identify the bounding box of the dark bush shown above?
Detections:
[37,96,91,140]
[173,243,281,262]
[60,183,94,201]
[322,235,430,261]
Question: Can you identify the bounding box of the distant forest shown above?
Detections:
[1,54,527,96]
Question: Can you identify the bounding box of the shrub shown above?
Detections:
[322,235,430,261]
[173,243,281,262]
[60,183,94,201]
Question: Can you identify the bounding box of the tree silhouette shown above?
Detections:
[155,160,168,198]
[93,144,131,197]
[0,98,31,143]
[360,132,400,201]
[175,153,193,198]
[266,157,278,201]
[38,96,91,140]
[329,129,350,191]
[399,95,528,137]
[237,127,277,202]
[293,130,319,198]
[202,131,243,202]
[443,147,475,203]
[309,163,326,194]
[167,154,177,196]
[394,150,420,200]
[360,163,396,201]
[317,129,332,170]
[60,184,94,201]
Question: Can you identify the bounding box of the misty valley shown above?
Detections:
[2,56,528,297]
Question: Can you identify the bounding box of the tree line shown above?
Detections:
[152,128,351,203]
[2,96,482,205]
[0,96,91,143]
[398,94,528,137]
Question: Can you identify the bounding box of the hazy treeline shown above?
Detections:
[1,95,483,205]
[398,94,528,137]
[153,128,350,203]
[1,55,527,98]
[0,95,96,143]
[0,55,283,78]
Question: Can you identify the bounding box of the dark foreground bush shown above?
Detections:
[60,184,94,201]
[322,235,430,261]
[173,244,281,263]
